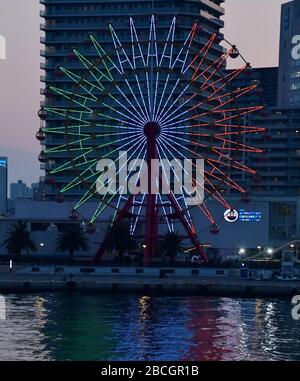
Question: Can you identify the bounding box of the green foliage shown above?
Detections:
[104,221,136,258]
[158,231,184,261]
[56,225,89,262]
[2,221,37,258]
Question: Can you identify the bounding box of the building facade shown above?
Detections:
[0,157,8,215]
[39,0,225,199]
[278,0,300,107]
[10,180,32,200]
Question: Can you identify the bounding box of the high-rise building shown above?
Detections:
[0,157,8,215]
[10,180,32,200]
[39,0,225,199]
[278,0,300,107]
[224,1,300,244]
[229,67,278,109]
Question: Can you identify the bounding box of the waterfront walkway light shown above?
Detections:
[267,248,273,255]
[9,260,13,273]
[239,248,246,255]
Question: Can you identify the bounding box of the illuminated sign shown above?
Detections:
[0,35,6,60]
[224,209,239,223]
[292,35,300,60]
[239,209,262,223]
[224,208,262,223]
[0,158,7,167]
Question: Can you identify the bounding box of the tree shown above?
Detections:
[2,221,37,260]
[56,225,89,262]
[104,221,136,262]
[158,231,184,263]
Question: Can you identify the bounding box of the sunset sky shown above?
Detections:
[0,0,288,186]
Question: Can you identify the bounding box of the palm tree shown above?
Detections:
[104,221,135,263]
[2,221,37,261]
[56,225,89,262]
[158,231,184,263]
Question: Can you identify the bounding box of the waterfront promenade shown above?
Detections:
[0,265,299,297]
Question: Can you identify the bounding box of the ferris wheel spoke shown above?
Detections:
[158,91,196,130]
[109,24,151,121]
[159,17,176,67]
[150,18,176,121]
[89,34,117,79]
[58,67,103,97]
[202,66,245,95]
[207,157,255,175]
[180,185,196,230]
[158,193,173,233]
[114,84,148,125]
[109,24,134,73]
[123,79,150,123]
[50,87,96,110]
[155,78,180,123]
[156,143,192,229]
[50,150,95,175]
[214,105,264,124]
[198,201,216,225]
[90,140,147,223]
[157,137,205,225]
[171,23,197,74]
[42,127,89,138]
[187,33,217,79]
[194,50,230,84]
[160,81,258,130]
[73,49,112,88]
[131,194,146,234]
[153,73,170,122]
[134,74,151,121]
[92,139,146,206]
[205,164,245,193]
[45,107,92,124]
[160,133,233,208]
[94,108,144,128]
[101,100,144,128]
[213,136,263,153]
[157,83,192,126]
[160,103,263,131]
[74,136,146,209]
[62,136,145,193]
[146,16,159,119]
[112,146,147,226]
[45,137,91,154]
[157,138,203,231]
[105,93,145,127]
[130,18,146,68]
[147,15,159,68]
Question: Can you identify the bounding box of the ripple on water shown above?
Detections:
[0,294,299,361]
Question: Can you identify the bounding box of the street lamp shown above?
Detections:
[267,248,273,255]
[239,248,246,255]
[40,243,45,266]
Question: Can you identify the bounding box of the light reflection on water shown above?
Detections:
[0,294,299,361]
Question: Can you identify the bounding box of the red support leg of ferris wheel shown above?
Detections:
[144,122,160,266]
[92,120,208,265]
[92,195,134,264]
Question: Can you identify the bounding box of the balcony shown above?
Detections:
[200,0,225,14]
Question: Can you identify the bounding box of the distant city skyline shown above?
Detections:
[0,0,288,185]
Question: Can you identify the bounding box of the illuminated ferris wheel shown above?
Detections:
[38,16,265,264]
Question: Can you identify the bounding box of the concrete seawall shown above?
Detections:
[0,265,298,297]
[0,275,299,297]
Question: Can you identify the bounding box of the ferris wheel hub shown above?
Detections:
[143,121,161,138]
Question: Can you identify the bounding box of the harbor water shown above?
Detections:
[0,293,299,361]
